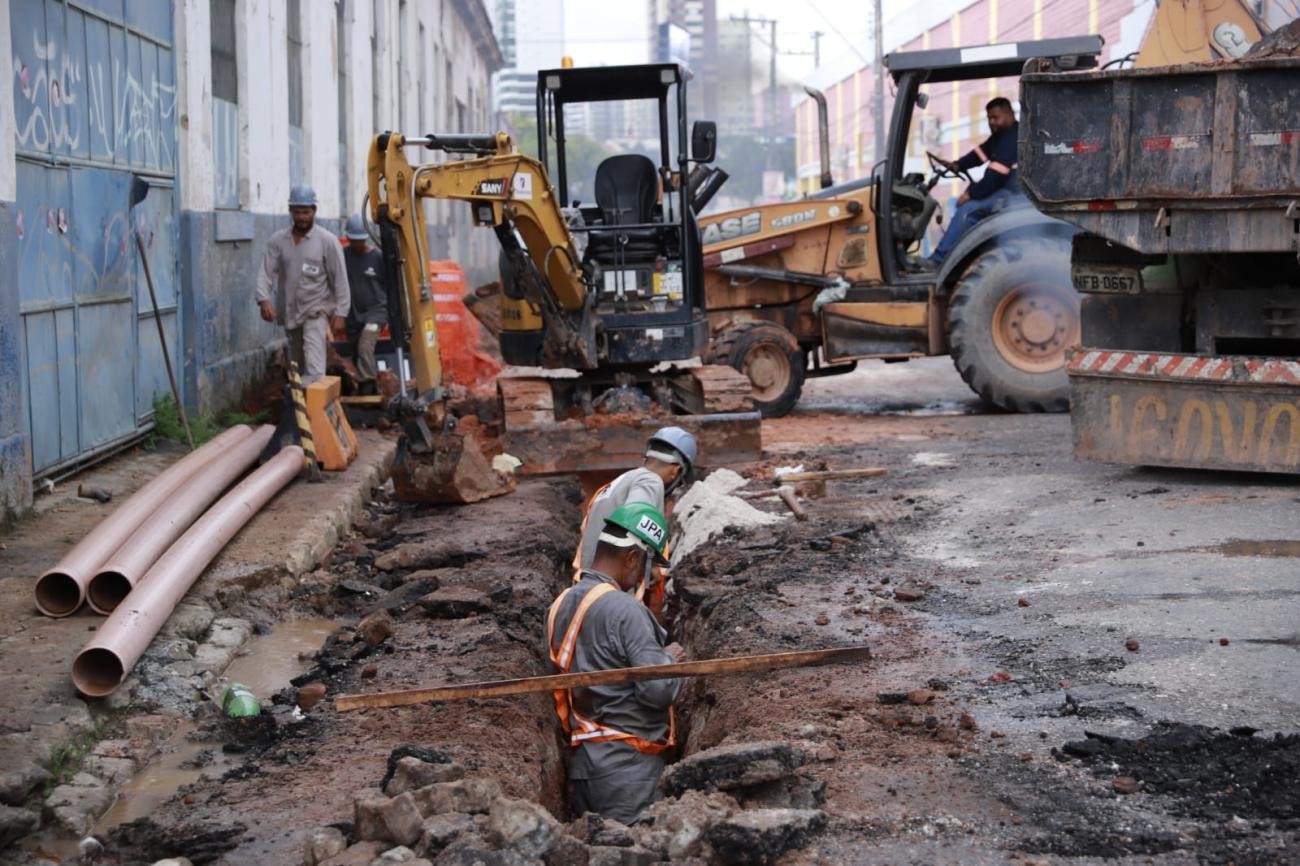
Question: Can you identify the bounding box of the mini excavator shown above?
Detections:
[366,63,761,503]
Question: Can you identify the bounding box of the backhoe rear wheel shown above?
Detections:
[947,234,1079,413]
[706,322,806,418]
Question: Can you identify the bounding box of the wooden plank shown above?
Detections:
[335,645,871,712]
[775,467,887,482]
[776,486,807,521]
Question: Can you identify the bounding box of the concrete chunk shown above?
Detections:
[384,757,465,796]
[418,812,474,854]
[412,779,502,816]
[0,804,40,847]
[701,808,826,865]
[304,825,348,865]
[659,741,805,796]
[356,791,424,847]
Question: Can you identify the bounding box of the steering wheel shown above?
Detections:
[927,151,973,185]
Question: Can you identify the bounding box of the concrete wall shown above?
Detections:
[175,0,502,415]
[0,0,28,519]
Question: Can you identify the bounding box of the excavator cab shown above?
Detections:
[499,64,715,372]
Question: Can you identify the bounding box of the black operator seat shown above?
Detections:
[586,153,663,264]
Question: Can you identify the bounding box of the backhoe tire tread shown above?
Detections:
[705,321,806,418]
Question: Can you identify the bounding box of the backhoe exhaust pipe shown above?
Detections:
[803,86,834,189]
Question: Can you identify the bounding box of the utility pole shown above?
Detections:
[872,0,885,161]
[811,30,823,67]
[731,13,782,169]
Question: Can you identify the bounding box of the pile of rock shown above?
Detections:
[305,741,825,866]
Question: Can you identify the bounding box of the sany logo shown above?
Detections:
[637,516,664,544]
[475,178,507,196]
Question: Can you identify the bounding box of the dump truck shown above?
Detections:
[1018,18,1300,474]
[696,37,1103,417]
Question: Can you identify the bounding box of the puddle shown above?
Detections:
[94,618,338,833]
[94,720,224,832]
[1209,539,1300,558]
[223,617,338,697]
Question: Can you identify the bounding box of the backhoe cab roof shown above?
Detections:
[537,62,687,103]
[885,35,1103,83]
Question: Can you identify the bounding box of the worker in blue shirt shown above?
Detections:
[925,97,1022,266]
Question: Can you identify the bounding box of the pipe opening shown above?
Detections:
[72,647,126,698]
[87,571,133,614]
[34,572,83,617]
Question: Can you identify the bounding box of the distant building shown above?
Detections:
[715,18,754,135]
[0,0,502,515]
[649,0,719,122]
[493,0,565,117]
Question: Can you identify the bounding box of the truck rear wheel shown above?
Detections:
[947,235,1079,413]
[706,322,806,418]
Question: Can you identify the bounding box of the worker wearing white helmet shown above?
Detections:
[255,186,351,382]
[572,426,698,620]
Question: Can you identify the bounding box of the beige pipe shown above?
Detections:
[35,425,255,617]
[86,426,276,614]
[72,445,304,697]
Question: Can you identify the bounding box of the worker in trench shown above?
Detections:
[548,503,685,824]
[572,427,698,621]
[256,185,351,383]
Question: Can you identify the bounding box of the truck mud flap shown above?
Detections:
[1068,350,1300,474]
[504,411,763,475]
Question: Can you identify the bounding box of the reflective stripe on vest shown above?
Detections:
[546,582,676,755]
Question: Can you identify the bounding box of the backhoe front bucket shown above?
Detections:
[390,431,516,504]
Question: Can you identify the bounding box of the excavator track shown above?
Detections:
[499,369,761,475]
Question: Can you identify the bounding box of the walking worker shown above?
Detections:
[256,186,350,382]
[342,214,389,395]
[925,96,1023,266]
[548,503,685,824]
[572,427,697,618]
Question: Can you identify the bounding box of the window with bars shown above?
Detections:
[287,0,305,186]
[210,0,240,208]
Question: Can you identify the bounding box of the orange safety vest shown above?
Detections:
[572,483,670,619]
[546,581,676,755]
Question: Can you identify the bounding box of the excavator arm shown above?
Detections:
[366,131,598,378]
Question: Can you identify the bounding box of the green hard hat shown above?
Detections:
[602,502,670,565]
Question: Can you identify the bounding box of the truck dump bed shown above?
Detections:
[1018,56,1300,254]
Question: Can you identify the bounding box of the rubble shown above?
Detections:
[413,779,504,816]
[419,586,494,618]
[356,609,396,646]
[418,812,476,853]
[660,741,806,797]
[0,803,39,847]
[320,841,386,866]
[486,796,560,858]
[46,771,113,835]
[304,825,348,865]
[385,757,466,796]
[701,808,827,865]
[355,790,425,847]
[671,470,784,564]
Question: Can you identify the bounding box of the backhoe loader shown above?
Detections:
[698,36,1104,417]
[366,63,760,502]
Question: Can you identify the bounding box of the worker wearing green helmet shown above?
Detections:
[547,503,685,823]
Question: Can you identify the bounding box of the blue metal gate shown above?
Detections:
[11,0,178,475]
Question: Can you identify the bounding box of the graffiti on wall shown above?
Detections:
[12,3,176,170]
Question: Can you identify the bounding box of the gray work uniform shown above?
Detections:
[551,570,680,823]
[256,224,350,381]
[576,467,665,570]
[343,245,388,383]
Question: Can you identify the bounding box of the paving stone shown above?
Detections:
[356,791,424,847]
[660,741,805,796]
[701,808,826,865]
[486,796,559,858]
[0,804,40,847]
[543,833,590,866]
[384,757,465,796]
[418,812,474,854]
[304,825,348,865]
[0,765,50,806]
[46,772,112,836]
[321,841,386,866]
[585,846,656,866]
[412,779,502,816]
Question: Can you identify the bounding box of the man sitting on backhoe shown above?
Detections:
[549,504,685,824]
[925,97,1023,266]
[572,427,698,620]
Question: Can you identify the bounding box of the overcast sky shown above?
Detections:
[560,0,876,82]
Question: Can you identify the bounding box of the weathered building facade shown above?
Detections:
[1,0,501,519]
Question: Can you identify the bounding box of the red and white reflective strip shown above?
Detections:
[1141,135,1204,152]
[988,161,1015,176]
[1249,131,1300,147]
[1044,140,1102,155]
[974,144,988,162]
[1069,351,1300,385]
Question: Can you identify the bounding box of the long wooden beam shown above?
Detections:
[335,645,871,712]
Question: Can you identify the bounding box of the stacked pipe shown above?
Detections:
[73,445,304,696]
[34,425,256,617]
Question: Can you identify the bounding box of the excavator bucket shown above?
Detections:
[390,430,516,504]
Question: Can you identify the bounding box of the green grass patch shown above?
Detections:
[43,720,112,794]
[151,394,270,447]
